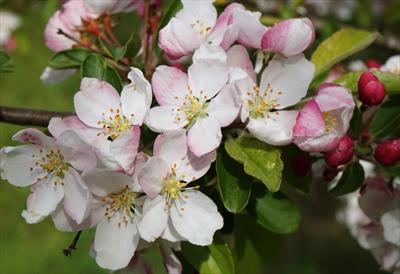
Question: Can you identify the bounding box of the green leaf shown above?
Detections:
[181,236,235,274]
[370,96,400,139]
[349,107,363,139]
[216,149,252,213]
[104,66,123,92]
[311,28,378,77]
[330,161,365,196]
[224,136,283,192]
[249,191,301,234]
[99,35,132,61]
[333,71,400,94]
[0,51,15,73]
[49,48,92,69]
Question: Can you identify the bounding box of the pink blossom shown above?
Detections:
[293,84,355,152]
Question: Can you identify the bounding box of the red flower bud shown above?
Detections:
[374,140,400,166]
[358,71,378,91]
[324,135,354,168]
[359,80,386,106]
[323,167,339,182]
[366,59,382,69]
[290,154,311,177]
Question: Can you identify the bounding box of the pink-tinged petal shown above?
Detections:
[93,138,121,171]
[51,205,98,232]
[162,218,187,242]
[158,18,203,59]
[176,0,217,35]
[145,106,188,133]
[381,209,400,246]
[315,84,355,112]
[177,150,216,183]
[74,78,121,128]
[121,67,152,125]
[137,195,168,242]
[84,0,116,15]
[188,60,228,100]
[40,66,76,85]
[1,145,47,187]
[294,133,340,153]
[12,128,55,147]
[159,241,183,274]
[132,152,149,188]
[59,0,95,30]
[247,111,298,146]
[234,76,256,122]
[192,44,227,63]
[48,116,98,143]
[111,126,140,174]
[63,169,91,224]
[82,169,135,197]
[138,157,169,198]
[260,54,315,109]
[206,84,240,127]
[153,130,188,165]
[57,130,97,171]
[293,100,325,137]
[151,65,188,106]
[187,116,222,157]
[206,3,243,49]
[261,18,315,56]
[170,191,223,246]
[44,11,77,52]
[22,174,65,224]
[94,213,139,271]
[231,8,268,49]
[227,45,256,82]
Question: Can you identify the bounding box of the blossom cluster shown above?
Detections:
[1,0,399,273]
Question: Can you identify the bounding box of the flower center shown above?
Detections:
[103,185,139,227]
[190,20,212,35]
[390,67,400,75]
[173,89,208,126]
[35,148,69,178]
[248,85,280,119]
[97,108,132,140]
[323,111,337,132]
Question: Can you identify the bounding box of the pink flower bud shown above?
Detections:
[290,154,311,177]
[359,80,386,106]
[358,71,378,91]
[324,135,354,168]
[366,59,382,69]
[374,140,400,166]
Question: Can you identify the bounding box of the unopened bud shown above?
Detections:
[358,71,378,91]
[324,135,354,168]
[290,154,311,177]
[359,80,386,106]
[374,140,400,166]
[366,59,382,69]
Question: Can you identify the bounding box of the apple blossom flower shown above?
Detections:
[381,55,400,75]
[137,130,223,246]
[293,83,355,152]
[81,168,145,270]
[234,54,315,145]
[73,68,152,173]
[83,0,140,15]
[145,45,239,157]
[0,11,21,49]
[0,128,96,224]
[44,0,96,52]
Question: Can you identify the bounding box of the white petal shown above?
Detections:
[51,205,97,232]
[145,106,187,133]
[247,111,298,145]
[260,54,315,109]
[153,130,188,165]
[63,169,91,224]
[187,116,222,157]
[206,84,240,127]
[159,241,183,274]
[110,126,140,174]
[227,45,256,82]
[138,157,169,198]
[22,175,65,224]
[94,214,139,270]
[138,195,168,242]
[12,128,55,146]
[82,169,134,197]
[40,66,76,85]
[188,60,228,100]
[1,145,47,187]
[381,209,400,246]
[48,116,99,144]
[176,0,217,35]
[177,150,216,183]
[193,44,227,63]
[121,67,152,125]
[161,218,187,242]
[170,191,223,246]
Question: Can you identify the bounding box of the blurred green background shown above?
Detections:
[0,1,395,274]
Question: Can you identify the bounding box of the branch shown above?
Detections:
[63,231,82,257]
[0,106,73,127]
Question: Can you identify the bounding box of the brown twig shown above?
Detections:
[63,231,82,257]
[0,106,73,127]
[141,0,151,64]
